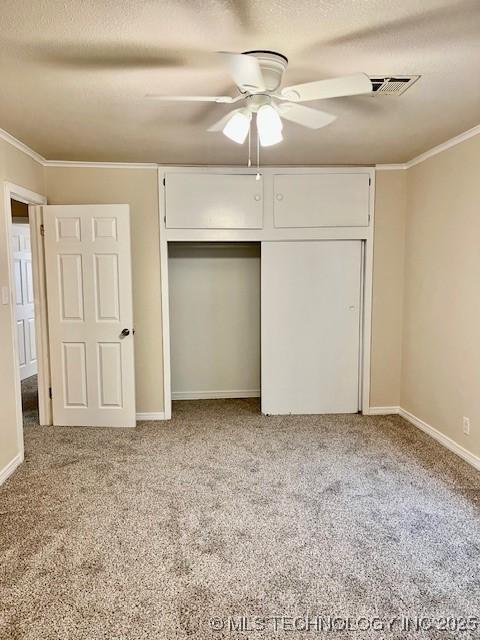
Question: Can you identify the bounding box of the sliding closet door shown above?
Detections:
[261,241,362,415]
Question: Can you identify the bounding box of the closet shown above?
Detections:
[160,167,374,417]
[168,242,260,400]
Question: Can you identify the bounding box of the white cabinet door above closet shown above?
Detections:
[261,240,362,415]
[273,173,370,228]
[165,173,263,229]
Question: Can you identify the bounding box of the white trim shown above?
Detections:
[406,123,480,168]
[375,164,408,171]
[5,182,47,206]
[366,406,480,471]
[172,390,261,401]
[3,120,480,173]
[29,206,52,425]
[44,160,158,170]
[158,172,172,420]
[0,129,158,169]
[4,183,48,462]
[399,408,480,471]
[0,453,23,486]
[365,406,400,415]
[41,119,480,171]
[377,123,480,171]
[136,412,167,421]
[361,171,375,414]
[0,128,45,165]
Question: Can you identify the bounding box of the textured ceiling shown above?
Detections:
[1,0,479,164]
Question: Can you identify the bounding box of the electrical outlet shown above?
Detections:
[463,417,470,435]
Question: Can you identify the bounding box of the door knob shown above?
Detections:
[120,328,130,337]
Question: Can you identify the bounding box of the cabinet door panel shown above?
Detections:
[166,174,263,229]
[274,173,370,227]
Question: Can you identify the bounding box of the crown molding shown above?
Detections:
[375,163,408,171]
[0,128,157,169]
[405,123,480,168]
[2,122,480,172]
[376,122,480,171]
[43,160,158,169]
[0,127,46,165]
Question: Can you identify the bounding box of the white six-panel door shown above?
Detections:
[261,240,362,415]
[43,205,135,427]
[12,224,37,381]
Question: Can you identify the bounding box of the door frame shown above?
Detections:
[159,194,172,419]
[4,182,49,460]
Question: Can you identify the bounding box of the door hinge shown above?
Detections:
[163,177,166,186]
[49,387,52,399]
[368,177,371,186]
[40,224,45,236]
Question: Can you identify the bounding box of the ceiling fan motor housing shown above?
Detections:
[243,50,288,93]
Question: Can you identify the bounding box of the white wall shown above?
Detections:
[169,243,260,399]
[401,134,480,459]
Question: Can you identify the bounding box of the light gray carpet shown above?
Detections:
[1,400,479,639]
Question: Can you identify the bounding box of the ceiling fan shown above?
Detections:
[147,50,373,146]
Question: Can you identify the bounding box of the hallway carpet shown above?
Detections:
[20,374,39,426]
[1,400,479,639]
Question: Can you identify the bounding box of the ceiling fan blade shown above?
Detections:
[218,52,266,93]
[146,95,236,103]
[281,73,372,102]
[275,103,337,129]
[207,109,242,132]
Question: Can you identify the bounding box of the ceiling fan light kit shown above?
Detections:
[223,109,251,144]
[256,104,283,147]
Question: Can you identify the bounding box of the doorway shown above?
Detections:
[4,182,48,460]
[11,201,40,426]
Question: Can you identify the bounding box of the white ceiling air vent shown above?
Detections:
[370,76,420,96]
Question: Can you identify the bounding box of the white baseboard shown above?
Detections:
[136,412,167,421]
[399,408,480,471]
[365,406,400,415]
[0,453,23,486]
[171,390,261,401]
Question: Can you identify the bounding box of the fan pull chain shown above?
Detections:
[247,125,251,168]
